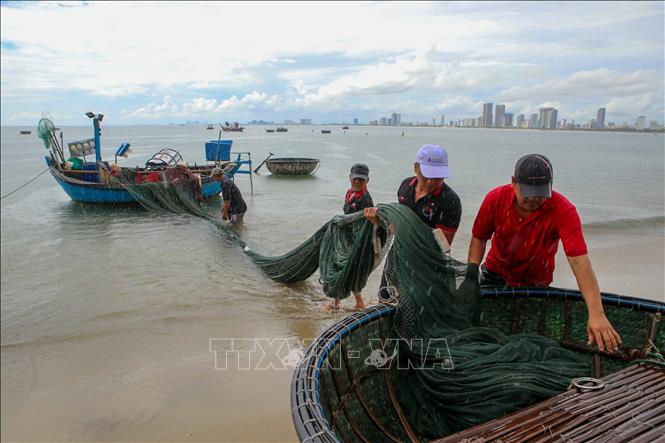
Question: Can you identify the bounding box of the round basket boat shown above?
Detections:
[291,287,665,442]
[266,157,320,176]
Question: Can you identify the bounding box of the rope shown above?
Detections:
[1,168,49,200]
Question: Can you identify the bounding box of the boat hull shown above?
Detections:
[50,168,221,204]
[266,158,320,176]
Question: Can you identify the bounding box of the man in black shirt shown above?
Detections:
[212,167,247,226]
[365,144,462,300]
[324,163,375,312]
[343,163,374,216]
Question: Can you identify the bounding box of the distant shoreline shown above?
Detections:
[3,124,663,134]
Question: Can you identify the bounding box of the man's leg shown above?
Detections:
[320,297,340,312]
[229,212,245,226]
[352,291,366,310]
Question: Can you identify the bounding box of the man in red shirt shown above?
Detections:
[467,154,621,352]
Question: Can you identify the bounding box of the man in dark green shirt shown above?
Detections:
[212,167,247,225]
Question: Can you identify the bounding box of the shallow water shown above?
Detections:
[1,124,664,441]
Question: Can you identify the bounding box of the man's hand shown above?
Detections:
[222,210,229,221]
[567,254,622,353]
[364,207,378,225]
[587,311,621,353]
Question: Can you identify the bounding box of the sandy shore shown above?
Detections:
[2,228,663,442]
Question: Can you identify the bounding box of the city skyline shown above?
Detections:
[1,2,663,126]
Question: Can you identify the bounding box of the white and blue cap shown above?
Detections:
[416,144,449,178]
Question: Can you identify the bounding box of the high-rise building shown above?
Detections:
[440,115,445,126]
[596,108,606,129]
[482,103,493,127]
[391,113,398,125]
[528,113,539,129]
[380,117,388,125]
[300,119,312,125]
[495,104,506,127]
[539,108,558,129]
[636,116,646,130]
[516,114,525,128]
[353,118,358,125]
[504,113,513,128]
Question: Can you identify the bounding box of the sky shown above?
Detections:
[1,1,663,126]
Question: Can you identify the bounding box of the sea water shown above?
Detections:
[1,125,664,441]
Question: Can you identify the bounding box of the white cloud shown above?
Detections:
[183,97,218,113]
[128,95,178,118]
[1,1,663,124]
[495,69,664,121]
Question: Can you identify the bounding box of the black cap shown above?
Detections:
[514,154,553,198]
[350,163,369,180]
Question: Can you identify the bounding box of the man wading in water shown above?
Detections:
[323,163,375,312]
[212,167,247,226]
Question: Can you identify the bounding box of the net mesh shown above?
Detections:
[37,117,56,149]
[112,181,590,438]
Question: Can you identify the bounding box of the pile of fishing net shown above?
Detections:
[118,180,588,438]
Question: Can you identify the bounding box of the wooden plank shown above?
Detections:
[431,364,665,443]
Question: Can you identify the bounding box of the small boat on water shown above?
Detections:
[20,130,31,135]
[292,287,665,442]
[40,113,252,204]
[342,126,349,130]
[266,157,320,176]
[266,129,275,133]
[206,124,214,130]
[276,127,288,133]
[321,129,331,134]
[222,121,244,132]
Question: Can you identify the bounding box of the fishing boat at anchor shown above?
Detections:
[39,113,252,204]
[222,121,244,132]
[291,287,665,442]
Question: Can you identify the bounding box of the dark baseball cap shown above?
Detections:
[350,163,369,180]
[514,154,553,198]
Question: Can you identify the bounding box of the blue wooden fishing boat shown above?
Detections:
[40,113,252,204]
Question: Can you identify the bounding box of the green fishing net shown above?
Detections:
[116,175,588,438]
[37,117,56,149]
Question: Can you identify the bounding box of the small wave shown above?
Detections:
[583,215,664,230]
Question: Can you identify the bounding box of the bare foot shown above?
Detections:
[319,300,340,313]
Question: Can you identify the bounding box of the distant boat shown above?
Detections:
[321,129,331,134]
[221,121,244,132]
[342,126,349,130]
[20,130,32,135]
[276,127,288,132]
[206,124,214,130]
[266,129,275,133]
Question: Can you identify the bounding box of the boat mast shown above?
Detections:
[86,112,103,164]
